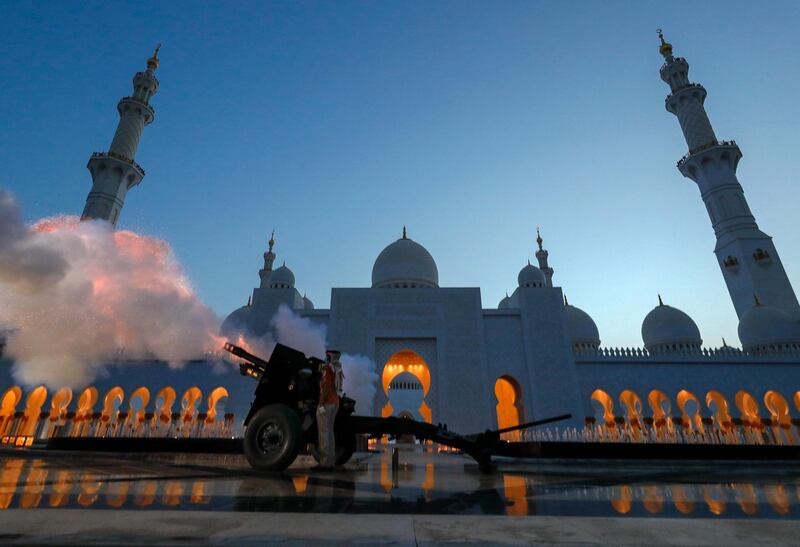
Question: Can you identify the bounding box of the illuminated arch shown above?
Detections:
[381,350,432,424]
[381,350,430,396]
[735,390,760,425]
[45,387,73,438]
[676,389,703,432]
[619,390,644,440]
[735,390,764,443]
[20,386,48,436]
[205,387,229,424]
[619,390,643,428]
[0,387,23,436]
[179,387,203,435]
[73,387,98,437]
[127,387,151,434]
[705,391,733,432]
[153,386,177,426]
[764,390,794,444]
[494,376,524,441]
[49,388,73,422]
[647,390,672,439]
[590,389,615,425]
[100,387,124,422]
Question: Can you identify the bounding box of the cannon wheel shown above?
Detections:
[244,404,302,471]
[310,430,357,466]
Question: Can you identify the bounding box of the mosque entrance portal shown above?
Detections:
[494,376,524,441]
[381,350,432,425]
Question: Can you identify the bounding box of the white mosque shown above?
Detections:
[16,34,800,434]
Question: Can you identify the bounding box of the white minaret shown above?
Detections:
[535,227,554,287]
[658,31,799,318]
[81,46,161,226]
[259,231,276,288]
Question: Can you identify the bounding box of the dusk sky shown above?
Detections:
[2,1,799,349]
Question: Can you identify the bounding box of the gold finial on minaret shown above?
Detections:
[657,29,673,58]
[147,43,162,70]
[268,229,275,252]
[536,227,543,251]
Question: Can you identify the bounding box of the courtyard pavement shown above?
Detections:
[0,444,798,544]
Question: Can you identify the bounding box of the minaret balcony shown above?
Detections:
[117,97,155,122]
[664,83,705,106]
[89,151,145,178]
[664,83,707,114]
[677,140,741,182]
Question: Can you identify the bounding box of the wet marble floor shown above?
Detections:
[0,445,798,520]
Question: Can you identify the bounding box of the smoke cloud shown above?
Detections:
[0,189,378,411]
[0,189,222,388]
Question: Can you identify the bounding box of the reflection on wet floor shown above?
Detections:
[0,447,799,518]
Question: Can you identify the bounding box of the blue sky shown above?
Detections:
[2,1,799,348]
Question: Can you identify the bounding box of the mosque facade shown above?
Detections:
[3,35,799,436]
[218,34,800,433]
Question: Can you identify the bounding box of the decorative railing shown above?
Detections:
[664,82,704,105]
[119,95,155,117]
[677,140,738,168]
[90,151,146,176]
[575,344,800,361]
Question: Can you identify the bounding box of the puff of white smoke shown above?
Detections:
[0,190,69,291]
[0,189,222,388]
[339,353,379,415]
[270,304,326,357]
[255,304,379,415]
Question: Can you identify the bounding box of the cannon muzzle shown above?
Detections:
[223,342,269,380]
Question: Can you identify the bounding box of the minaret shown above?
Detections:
[658,31,799,318]
[81,46,161,226]
[259,231,276,288]
[535,228,554,287]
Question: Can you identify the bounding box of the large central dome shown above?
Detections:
[372,229,439,288]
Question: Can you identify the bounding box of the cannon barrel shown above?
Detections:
[493,413,572,435]
[222,342,269,379]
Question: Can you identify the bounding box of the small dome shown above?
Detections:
[498,294,512,309]
[303,294,315,310]
[641,299,702,353]
[268,264,295,289]
[565,303,600,350]
[518,262,545,288]
[738,304,800,353]
[372,230,439,289]
[220,305,252,337]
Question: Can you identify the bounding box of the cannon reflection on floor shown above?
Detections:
[0,384,234,446]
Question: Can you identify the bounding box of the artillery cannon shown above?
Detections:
[224,342,571,472]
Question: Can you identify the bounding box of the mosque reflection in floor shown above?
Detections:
[0,448,799,518]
